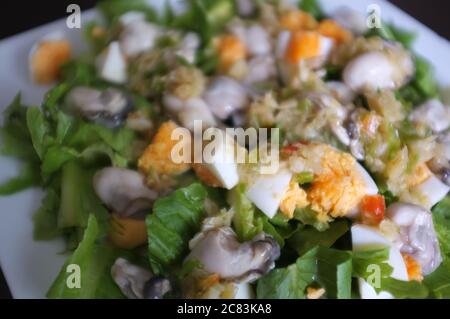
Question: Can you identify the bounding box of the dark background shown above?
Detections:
[0,0,449,299]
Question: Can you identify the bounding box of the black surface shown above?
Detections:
[0,0,449,299]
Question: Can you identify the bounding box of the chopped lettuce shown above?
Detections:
[257,250,317,299]
[33,179,61,240]
[431,196,450,259]
[352,248,393,279]
[295,171,314,185]
[365,23,416,49]
[288,220,349,256]
[146,183,207,274]
[47,215,127,299]
[0,95,37,158]
[258,246,430,299]
[57,161,109,231]
[257,246,352,299]
[352,248,429,299]
[171,0,235,44]
[398,57,439,106]
[227,184,264,242]
[379,277,429,299]
[424,261,450,299]
[262,217,285,247]
[0,95,41,194]
[0,161,40,195]
[299,0,325,20]
[390,26,417,49]
[28,105,136,179]
[97,0,158,24]
[294,207,330,231]
[26,106,52,160]
[60,59,100,87]
[1,77,140,248]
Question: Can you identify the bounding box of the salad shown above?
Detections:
[1,0,450,299]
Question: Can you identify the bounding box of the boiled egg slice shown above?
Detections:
[351,224,408,299]
[202,129,241,190]
[414,174,450,208]
[246,169,293,218]
[234,283,255,299]
[96,41,128,84]
[355,162,379,196]
[346,162,379,218]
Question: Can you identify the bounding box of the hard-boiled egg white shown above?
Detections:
[246,169,293,218]
[203,130,241,190]
[234,283,255,299]
[351,224,408,299]
[346,162,379,218]
[118,11,146,26]
[96,41,128,84]
[355,162,379,196]
[319,36,334,58]
[414,174,450,208]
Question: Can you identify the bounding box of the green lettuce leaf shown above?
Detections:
[380,278,429,299]
[97,0,158,24]
[259,246,430,299]
[352,248,393,279]
[0,161,41,195]
[57,160,109,232]
[288,220,349,256]
[257,246,352,299]
[431,196,450,258]
[228,184,264,242]
[33,179,61,240]
[398,57,439,105]
[47,215,127,299]
[0,95,42,193]
[294,207,330,231]
[352,248,429,299]
[316,247,353,299]
[365,23,416,49]
[0,94,37,159]
[261,217,286,247]
[390,26,417,49]
[423,261,450,299]
[146,183,207,274]
[256,247,318,299]
[66,121,136,157]
[299,0,325,20]
[60,60,100,87]
[26,106,52,160]
[171,0,235,44]
[38,114,136,178]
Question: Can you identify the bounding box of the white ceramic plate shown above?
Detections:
[0,0,449,299]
